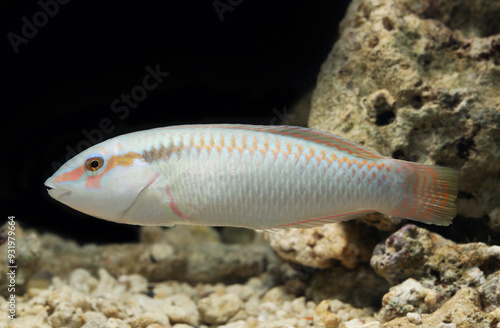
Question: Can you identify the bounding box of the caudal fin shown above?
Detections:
[391,163,458,226]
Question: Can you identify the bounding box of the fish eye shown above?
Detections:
[85,155,105,171]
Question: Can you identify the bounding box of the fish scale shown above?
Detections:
[45,124,458,229]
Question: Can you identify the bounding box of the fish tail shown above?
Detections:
[390,162,458,226]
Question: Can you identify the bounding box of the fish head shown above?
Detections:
[45,139,158,223]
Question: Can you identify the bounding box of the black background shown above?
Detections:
[2,0,352,243]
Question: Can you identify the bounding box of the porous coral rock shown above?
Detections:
[198,293,244,325]
[36,225,275,284]
[266,221,377,269]
[0,222,41,297]
[309,0,500,223]
[314,299,378,328]
[479,270,500,312]
[381,288,492,327]
[372,225,500,322]
[370,224,452,285]
[377,278,441,322]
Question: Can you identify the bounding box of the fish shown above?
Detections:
[45,124,458,229]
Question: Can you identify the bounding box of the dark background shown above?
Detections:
[2,0,352,243]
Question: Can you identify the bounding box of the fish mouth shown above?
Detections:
[45,178,72,200]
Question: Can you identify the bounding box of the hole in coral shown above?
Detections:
[457,191,474,199]
[456,136,475,159]
[391,149,406,160]
[479,257,500,276]
[382,16,394,31]
[418,54,433,67]
[439,93,461,110]
[375,111,395,126]
[430,269,441,283]
[410,95,423,109]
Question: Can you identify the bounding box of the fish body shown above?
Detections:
[45,124,458,229]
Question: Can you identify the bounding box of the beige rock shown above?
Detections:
[126,312,170,328]
[198,293,244,325]
[262,286,295,304]
[406,312,422,325]
[162,294,199,325]
[69,268,99,294]
[219,320,250,328]
[382,288,493,327]
[309,0,500,222]
[266,221,376,269]
[36,225,273,284]
[371,224,500,323]
[314,300,343,328]
[2,315,52,328]
[377,278,441,322]
[82,311,107,326]
[0,222,41,297]
[47,301,84,328]
[314,299,378,328]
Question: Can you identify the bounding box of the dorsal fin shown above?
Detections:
[160,124,385,160]
[265,125,384,159]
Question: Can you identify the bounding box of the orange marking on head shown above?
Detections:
[53,166,86,183]
[362,171,366,178]
[372,172,376,179]
[85,152,142,189]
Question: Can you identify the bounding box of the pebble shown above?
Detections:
[406,312,422,325]
[198,292,244,325]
